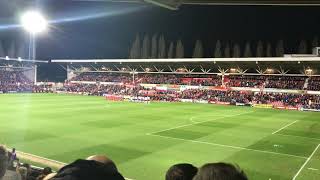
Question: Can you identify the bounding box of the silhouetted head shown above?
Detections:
[193,162,248,180]
[166,163,198,180]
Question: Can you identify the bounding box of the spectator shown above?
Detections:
[0,145,8,180]
[36,167,52,180]
[165,163,198,180]
[16,167,27,180]
[0,146,21,180]
[51,155,125,180]
[193,162,247,180]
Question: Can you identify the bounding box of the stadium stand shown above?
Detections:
[70,72,222,86]
[0,71,33,93]
[265,76,306,90]
[307,77,320,91]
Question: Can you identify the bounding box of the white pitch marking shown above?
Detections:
[148,111,253,135]
[275,133,320,141]
[292,144,320,180]
[272,120,299,134]
[148,134,307,159]
[308,168,319,171]
[189,116,197,123]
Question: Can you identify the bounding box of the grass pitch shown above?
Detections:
[0,94,319,180]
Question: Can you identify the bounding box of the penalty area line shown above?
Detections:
[272,120,299,135]
[147,134,307,159]
[147,111,254,135]
[292,144,320,180]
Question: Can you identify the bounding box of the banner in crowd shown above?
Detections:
[104,94,123,101]
[306,91,320,95]
[274,106,299,111]
[252,104,273,109]
[209,101,231,105]
[180,99,193,103]
[301,108,320,112]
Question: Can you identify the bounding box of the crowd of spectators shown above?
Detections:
[307,77,320,91]
[0,145,248,180]
[0,146,52,180]
[70,72,320,90]
[226,75,266,88]
[0,71,33,93]
[265,76,306,90]
[70,73,222,86]
[61,82,320,109]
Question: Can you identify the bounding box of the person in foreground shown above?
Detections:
[49,155,125,180]
[166,163,198,180]
[0,145,21,180]
[193,162,248,180]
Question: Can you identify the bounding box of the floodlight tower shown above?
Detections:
[21,11,47,60]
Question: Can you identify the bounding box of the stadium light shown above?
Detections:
[21,11,47,34]
[5,56,9,60]
[266,68,274,73]
[306,68,313,72]
[230,68,237,72]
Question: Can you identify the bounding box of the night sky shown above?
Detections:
[0,0,320,80]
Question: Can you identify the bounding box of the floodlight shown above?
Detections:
[266,68,273,72]
[21,11,47,34]
[5,56,9,60]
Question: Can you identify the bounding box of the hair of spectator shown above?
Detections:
[86,155,118,172]
[166,163,198,180]
[193,162,248,180]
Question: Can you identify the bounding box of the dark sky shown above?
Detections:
[0,0,320,80]
[0,0,320,59]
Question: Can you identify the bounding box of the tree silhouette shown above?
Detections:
[232,43,241,58]
[298,40,308,54]
[214,40,222,58]
[151,34,158,58]
[276,40,284,57]
[129,34,141,58]
[244,41,252,57]
[0,40,4,57]
[168,42,174,58]
[8,41,16,58]
[192,40,204,58]
[158,35,166,58]
[312,36,318,48]
[266,42,272,57]
[176,40,184,58]
[224,42,231,58]
[141,34,150,58]
[256,41,264,57]
[17,42,27,58]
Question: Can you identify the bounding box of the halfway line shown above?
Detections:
[148,134,307,159]
[272,120,299,134]
[292,144,320,180]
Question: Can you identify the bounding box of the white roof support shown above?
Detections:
[51,57,320,63]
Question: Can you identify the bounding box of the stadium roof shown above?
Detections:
[88,0,320,10]
[52,57,320,63]
[53,57,320,76]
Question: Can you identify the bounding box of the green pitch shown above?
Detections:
[0,94,320,180]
